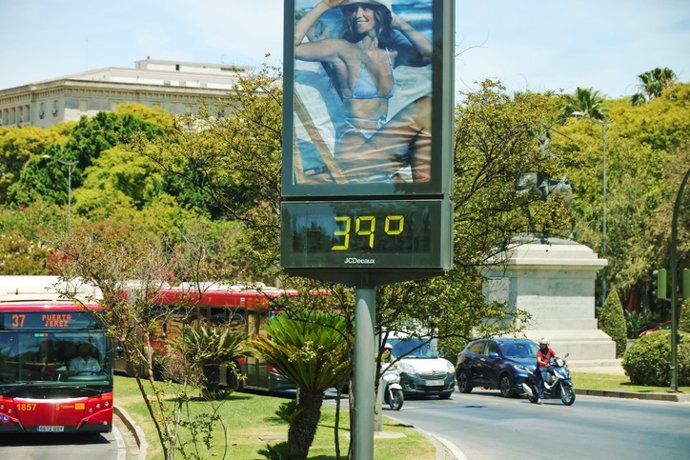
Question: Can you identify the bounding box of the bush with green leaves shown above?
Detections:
[624,309,652,339]
[598,289,627,357]
[622,330,690,386]
[174,325,245,397]
[680,298,690,333]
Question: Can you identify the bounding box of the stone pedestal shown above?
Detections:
[484,237,619,369]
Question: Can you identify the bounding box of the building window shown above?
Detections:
[175,64,180,71]
[52,100,59,116]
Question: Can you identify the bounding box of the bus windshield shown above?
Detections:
[0,331,111,391]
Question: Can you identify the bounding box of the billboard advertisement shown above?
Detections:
[282,0,453,197]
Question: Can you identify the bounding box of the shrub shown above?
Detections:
[598,289,627,357]
[622,330,690,386]
[624,309,652,338]
[680,298,690,334]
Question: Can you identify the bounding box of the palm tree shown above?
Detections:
[563,87,608,121]
[630,67,677,105]
[176,325,245,396]
[249,311,349,460]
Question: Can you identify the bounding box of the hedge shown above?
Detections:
[622,330,690,386]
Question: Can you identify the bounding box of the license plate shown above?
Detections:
[425,380,444,386]
[38,426,64,432]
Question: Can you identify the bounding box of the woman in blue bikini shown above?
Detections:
[295,0,433,183]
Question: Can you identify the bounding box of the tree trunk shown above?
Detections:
[287,389,324,460]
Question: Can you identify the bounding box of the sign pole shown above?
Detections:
[352,286,376,459]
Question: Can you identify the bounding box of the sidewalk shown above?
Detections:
[577,388,690,402]
[114,406,148,460]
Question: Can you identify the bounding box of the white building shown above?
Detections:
[0,58,252,128]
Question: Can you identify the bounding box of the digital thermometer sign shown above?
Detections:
[281,200,452,271]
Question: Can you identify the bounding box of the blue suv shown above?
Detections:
[456,338,538,398]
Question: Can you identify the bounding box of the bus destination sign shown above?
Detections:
[1,312,100,330]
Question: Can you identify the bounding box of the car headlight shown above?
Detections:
[397,362,416,375]
[513,364,528,373]
[446,361,455,374]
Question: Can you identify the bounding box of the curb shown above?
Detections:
[114,405,149,460]
[577,389,690,402]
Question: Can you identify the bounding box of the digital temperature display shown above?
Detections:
[281,200,452,270]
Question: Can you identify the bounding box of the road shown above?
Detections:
[0,426,125,460]
[387,389,690,460]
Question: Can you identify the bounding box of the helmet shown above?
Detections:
[383,342,393,350]
[538,337,550,346]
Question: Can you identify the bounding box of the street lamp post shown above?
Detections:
[42,154,78,229]
[571,112,613,305]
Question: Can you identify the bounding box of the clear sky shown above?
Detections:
[1,0,689,99]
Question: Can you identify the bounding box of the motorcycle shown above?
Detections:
[521,354,576,406]
[381,364,404,410]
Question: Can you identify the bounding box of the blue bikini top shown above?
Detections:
[344,42,395,100]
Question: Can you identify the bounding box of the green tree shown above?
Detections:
[551,85,690,309]
[0,125,69,202]
[0,231,52,275]
[72,145,165,217]
[631,67,678,105]
[562,87,608,121]
[248,311,349,460]
[598,288,627,357]
[53,222,238,460]
[7,108,165,208]
[173,325,245,397]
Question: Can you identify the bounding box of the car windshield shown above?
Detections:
[499,341,538,359]
[0,331,111,386]
[389,338,439,359]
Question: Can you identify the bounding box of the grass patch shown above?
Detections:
[114,376,435,459]
[572,371,690,394]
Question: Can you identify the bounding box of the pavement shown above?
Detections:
[113,406,147,460]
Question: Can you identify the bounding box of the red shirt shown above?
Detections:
[537,348,556,368]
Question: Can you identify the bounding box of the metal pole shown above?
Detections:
[669,167,690,392]
[601,123,607,305]
[353,286,376,459]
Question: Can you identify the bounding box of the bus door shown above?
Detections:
[244,309,268,389]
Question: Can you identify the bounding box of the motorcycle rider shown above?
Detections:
[381,342,394,364]
[535,337,559,404]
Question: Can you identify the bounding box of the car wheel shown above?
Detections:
[456,369,473,393]
[499,374,515,398]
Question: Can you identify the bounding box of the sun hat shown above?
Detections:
[341,0,393,14]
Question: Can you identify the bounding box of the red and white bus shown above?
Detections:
[0,277,113,434]
[139,282,298,392]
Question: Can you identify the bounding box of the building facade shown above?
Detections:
[0,58,251,128]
